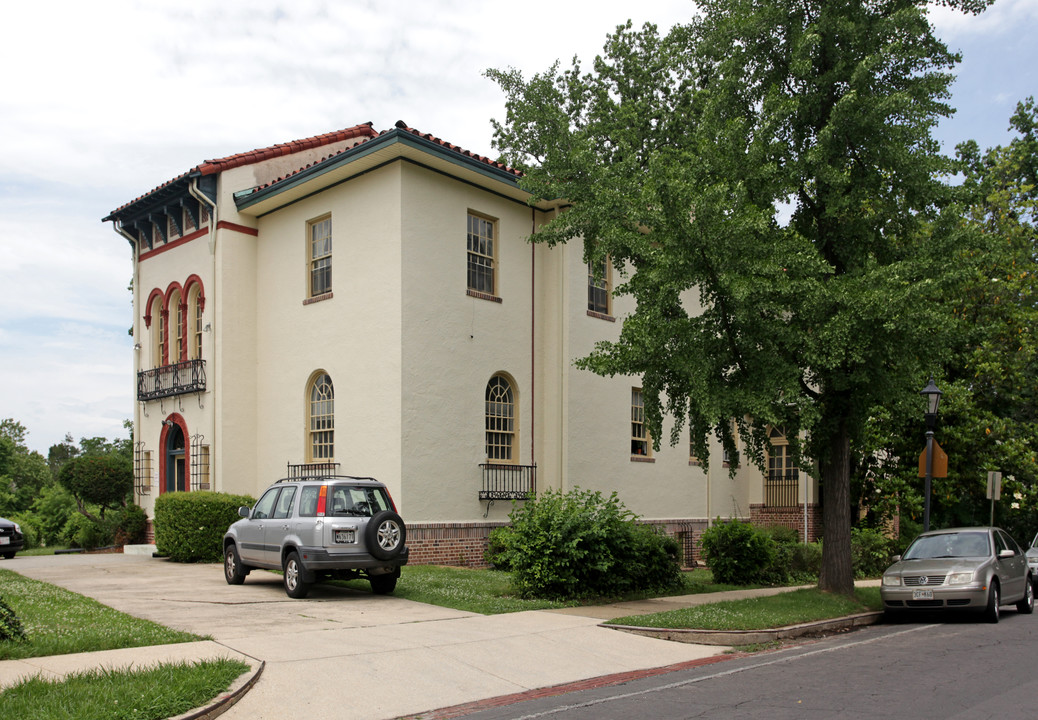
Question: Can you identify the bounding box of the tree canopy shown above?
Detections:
[488,0,992,594]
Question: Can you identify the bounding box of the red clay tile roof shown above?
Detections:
[242,120,523,198]
[388,120,522,178]
[195,123,378,176]
[109,121,523,217]
[108,123,379,216]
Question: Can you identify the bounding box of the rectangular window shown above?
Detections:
[467,212,496,296]
[309,216,332,297]
[631,388,650,457]
[195,445,210,490]
[588,258,611,315]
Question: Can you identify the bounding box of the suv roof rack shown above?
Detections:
[275,474,380,484]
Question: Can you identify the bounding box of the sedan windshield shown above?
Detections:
[903,532,990,560]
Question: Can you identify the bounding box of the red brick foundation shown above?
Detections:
[405,518,720,569]
[749,503,822,542]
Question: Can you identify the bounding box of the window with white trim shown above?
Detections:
[308,373,334,461]
[485,375,516,462]
[467,212,496,296]
[309,216,332,298]
[588,257,611,315]
[631,388,651,457]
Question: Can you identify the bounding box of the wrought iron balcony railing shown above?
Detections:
[479,463,536,500]
[764,470,800,507]
[137,359,206,401]
[285,461,340,480]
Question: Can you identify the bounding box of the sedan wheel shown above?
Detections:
[985,582,1000,623]
[1017,577,1034,614]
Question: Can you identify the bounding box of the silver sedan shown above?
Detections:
[881,526,1034,623]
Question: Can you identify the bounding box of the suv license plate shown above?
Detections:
[912,589,934,600]
[0,537,8,545]
[334,529,356,544]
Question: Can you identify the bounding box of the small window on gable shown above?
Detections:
[467,212,496,297]
[631,388,651,457]
[588,257,611,316]
[309,216,332,298]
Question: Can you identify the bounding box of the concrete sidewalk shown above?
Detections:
[0,553,844,719]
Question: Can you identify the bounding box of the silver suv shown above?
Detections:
[222,475,408,598]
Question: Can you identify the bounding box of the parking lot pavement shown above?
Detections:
[8,554,728,720]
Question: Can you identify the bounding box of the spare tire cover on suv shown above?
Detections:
[367,510,406,560]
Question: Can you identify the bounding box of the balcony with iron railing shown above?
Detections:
[479,463,536,500]
[764,470,800,507]
[137,359,206,401]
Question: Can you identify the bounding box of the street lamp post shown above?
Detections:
[920,378,942,533]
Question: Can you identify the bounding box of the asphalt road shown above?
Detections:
[450,610,1038,720]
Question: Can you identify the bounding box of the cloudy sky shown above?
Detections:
[1,0,1035,455]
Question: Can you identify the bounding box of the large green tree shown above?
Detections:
[489,0,990,594]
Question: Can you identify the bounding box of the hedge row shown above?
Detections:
[154,491,255,563]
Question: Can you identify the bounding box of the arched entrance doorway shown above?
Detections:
[166,422,187,492]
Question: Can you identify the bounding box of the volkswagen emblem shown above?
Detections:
[917,576,929,585]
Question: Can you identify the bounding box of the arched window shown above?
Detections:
[187,284,203,360]
[169,289,184,362]
[485,375,517,463]
[149,294,164,369]
[308,373,334,461]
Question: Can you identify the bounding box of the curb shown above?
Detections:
[170,660,265,720]
[601,611,885,645]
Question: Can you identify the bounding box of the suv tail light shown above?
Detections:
[317,485,327,516]
[386,489,398,513]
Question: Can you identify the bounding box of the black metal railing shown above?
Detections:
[479,463,536,500]
[764,470,800,507]
[137,359,206,401]
[285,461,340,481]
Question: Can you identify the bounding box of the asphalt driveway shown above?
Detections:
[8,553,726,719]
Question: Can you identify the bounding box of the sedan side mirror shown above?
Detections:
[999,548,1015,559]
[892,555,902,562]
[238,506,251,519]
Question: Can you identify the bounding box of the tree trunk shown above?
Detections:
[818,424,854,596]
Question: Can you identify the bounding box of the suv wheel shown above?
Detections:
[283,551,311,599]
[224,544,248,585]
[367,510,406,560]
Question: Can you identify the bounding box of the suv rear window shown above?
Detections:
[328,485,393,517]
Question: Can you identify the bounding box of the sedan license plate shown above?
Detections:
[912,589,934,600]
[334,528,356,544]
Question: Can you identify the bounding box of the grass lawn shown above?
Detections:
[15,546,71,557]
[0,568,202,660]
[0,659,250,720]
[329,565,757,615]
[606,587,883,630]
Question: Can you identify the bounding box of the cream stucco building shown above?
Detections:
[105,122,819,564]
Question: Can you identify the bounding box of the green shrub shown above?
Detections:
[154,491,256,563]
[112,504,148,546]
[31,485,77,546]
[484,526,515,570]
[505,488,681,599]
[851,526,894,578]
[7,513,41,550]
[700,519,778,586]
[787,541,823,581]
[57,454,132,513]
[62,513,115,549]
[0,596,26,642]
